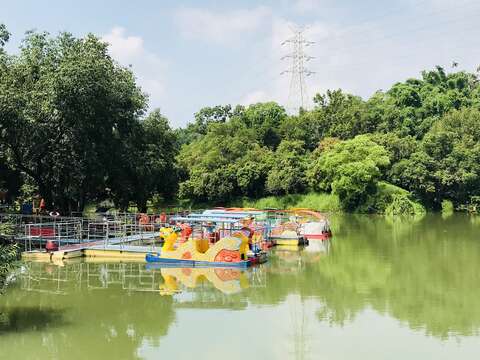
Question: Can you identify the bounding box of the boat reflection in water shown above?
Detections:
[17,259,264,297]
[146,265,250,295]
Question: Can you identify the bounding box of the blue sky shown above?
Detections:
[2,0,480,127]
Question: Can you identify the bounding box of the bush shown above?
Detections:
[385,194,426,216]
[308,135,390,211]
[441,200,454,215]
[0,243,18,292]
[358,182,409,213]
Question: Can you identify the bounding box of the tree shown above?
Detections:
[266,140,307,195]
[177,119,257,202]
[391,108,480,208]
[0,24,9,49]
[109,109,178,212]
[235,146,273,198]
[308,135,390,210]
[175,105,235,146]
[236,102,287,149]
[0,29,147,213]
[278,112,325,151]
[311,89,373,140]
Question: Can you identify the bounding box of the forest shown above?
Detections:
[1,26,480,215]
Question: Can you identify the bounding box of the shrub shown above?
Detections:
[385,194,426,216]
[441,200,454,215]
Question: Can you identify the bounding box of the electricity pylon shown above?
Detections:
[281,26,315,114]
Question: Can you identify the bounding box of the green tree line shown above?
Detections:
[1,25,480,214]
[0,25,177,213]
[176,70,480,213]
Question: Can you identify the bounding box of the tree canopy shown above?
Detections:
[175,66,480,212]
[0,26,177,213]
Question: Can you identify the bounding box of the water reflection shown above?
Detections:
[15,260,263,297]
[316,214,480,338]
[1,214,480,359]
[0,307,66,334]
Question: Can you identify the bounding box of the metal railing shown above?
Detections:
[23,219,83,251]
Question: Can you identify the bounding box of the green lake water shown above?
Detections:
[1,213,480,359]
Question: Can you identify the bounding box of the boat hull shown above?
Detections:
[303,232,332,240]
[273,237,309,246]
[145,253,251,268]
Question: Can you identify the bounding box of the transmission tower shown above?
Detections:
[281,26,315,113]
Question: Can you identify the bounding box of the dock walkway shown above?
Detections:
[22,232,159,262]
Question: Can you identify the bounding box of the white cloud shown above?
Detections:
[174,6,271,43]
[102,27,144,61]
[239,17,341,112]
[102,27,168,111]
[237,0,480,114]
[240,90,271,105]
[289,0,329,13]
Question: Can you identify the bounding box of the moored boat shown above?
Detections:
[146,226,259,268]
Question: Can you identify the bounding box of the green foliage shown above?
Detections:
[0,23,9,48]
[0,243,18,292]
[391,108,480,208]
[308,135,390,210]
[175,105,235,146]
[237,102,287,149]
[357,181,407,213]
[0,30,148,213]
[312,89,375,139]
[242,194,301,209]
[385,194,426,216]
[266,140,307,195]
[292,192,341,212]
[441,200,454,215]
[241,192,341,212]
[109,109,178,211]
[0,28,179,214]
[177,103,290,203]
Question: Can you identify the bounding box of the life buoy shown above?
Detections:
[49,211,60,217]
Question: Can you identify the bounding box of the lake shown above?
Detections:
[1,213,479,359]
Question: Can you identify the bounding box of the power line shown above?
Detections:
[281,25,315,114]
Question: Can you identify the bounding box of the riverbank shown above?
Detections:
[176,183,426,216]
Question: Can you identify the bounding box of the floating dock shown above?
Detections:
[22,233,159,263]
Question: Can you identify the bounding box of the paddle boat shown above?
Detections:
[146,225,262,268]
[269,224,308,246]
[293,209,332,240]
[175,212,268,262]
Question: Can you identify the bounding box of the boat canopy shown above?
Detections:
[170,216,240,224]
[203,210,264,217]
[188,213,249,219]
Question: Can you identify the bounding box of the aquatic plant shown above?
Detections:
[0,243,18,293]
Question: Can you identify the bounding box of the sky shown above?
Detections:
[2,0,480,127]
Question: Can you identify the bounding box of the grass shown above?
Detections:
[81,182,422,216]
[240,192,341,213]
